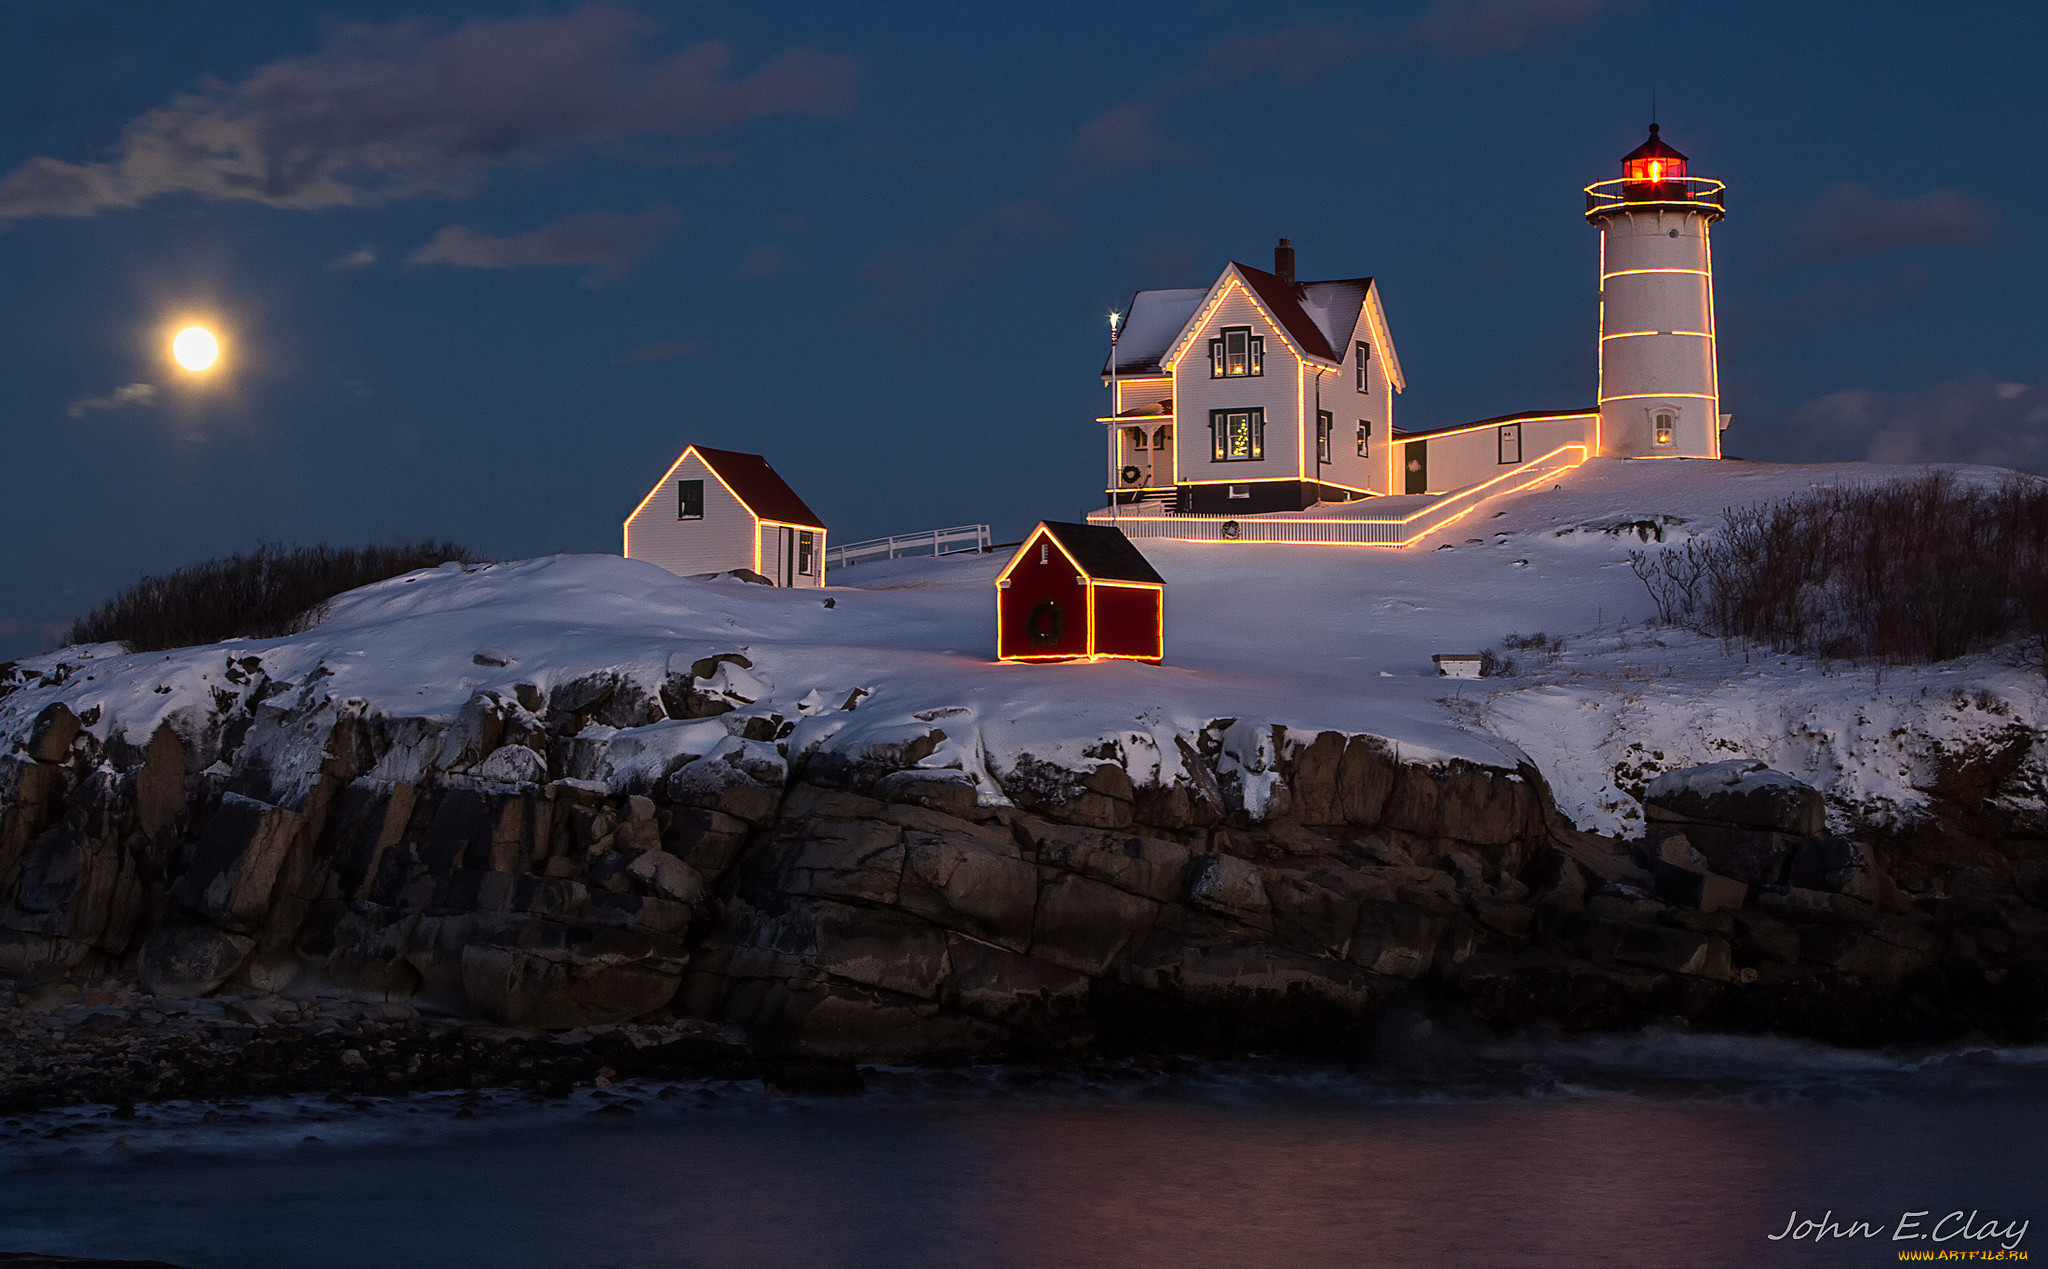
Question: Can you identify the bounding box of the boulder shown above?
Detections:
[1649,823,1796,888]
[1644,760,1825,836]
[172,794,306,932]
[138,914,255,996]
[897,830,1039,951]
[1184,853,1273,930]
[1647,858,1747,912]
[26,702,81,763]
[871,769,981,820]
[1785,837,1878,902]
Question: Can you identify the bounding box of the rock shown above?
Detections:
[749,818,904,906]
[1381,759,1536,851]
[626,850,707,905]
[1729,910,1800,963]
[1184,853,1273,930]
[1755,884,1875,925]
[1030,873,1158,976]
[172,793,306,932]
[133,722,187,836]
[1016,820,1191,904]
[1470,897,1535,939]
[1644,760,1826,836]
[898,831,1038,951]
[137,915,256,996]
[663,805,753,875]
[1646,858,1747,912]
[473,744,546,785]
[26,703,81,762]
[1346,901,1444,979]
[1453,952,1632,1030]
[871,769,981,820]
[1785,837,1877,902]
[1611,922,1732,980]
[1650,822,1796,887]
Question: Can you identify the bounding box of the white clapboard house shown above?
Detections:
[624,445,827,588]
[1092,124,1731,546]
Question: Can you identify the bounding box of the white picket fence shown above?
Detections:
[826,524,992,571]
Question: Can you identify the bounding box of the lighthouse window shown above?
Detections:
[1210,408,1265,462]
[1317,410,1333,463]
[1356,342,1371,393]
[1654,412,1676,446]
[1210,327,1263,378]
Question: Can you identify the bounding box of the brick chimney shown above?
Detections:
[1274,238,1295,285]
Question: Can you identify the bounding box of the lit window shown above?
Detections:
[1355,341,1371,393]
[1317,410,1333,463]
[1498,423,1522,465]
[798,531,815,576]
[1357,420,1371,458]
[1209,326,1263,378]
[1210,409,1264,462]
[677,479,703,520]
[1654,412,1675,446]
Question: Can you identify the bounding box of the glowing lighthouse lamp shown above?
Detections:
[1585,124,1727,459]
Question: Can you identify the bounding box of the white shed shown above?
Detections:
[623,445,828,588]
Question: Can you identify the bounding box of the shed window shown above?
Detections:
[1209,327,1263,378]
[677,479,704,520]
[1317,410,1333,463]
[1498,423,1522,465]
[798,531,815,576]
[1209,408,1264,462]
[1356,342,1371,393]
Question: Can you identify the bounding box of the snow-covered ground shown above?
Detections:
[4,458,2043,836]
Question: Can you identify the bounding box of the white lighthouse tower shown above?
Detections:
[1586,124,1727,458]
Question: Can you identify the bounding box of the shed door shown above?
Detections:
[1404,439,1428,495]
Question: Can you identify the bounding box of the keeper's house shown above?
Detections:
[624,445,828,588]
[996,522,1164,663]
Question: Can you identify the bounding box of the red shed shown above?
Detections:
[996,521,1165,663]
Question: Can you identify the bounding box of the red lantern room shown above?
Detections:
[1620,123,1689,199]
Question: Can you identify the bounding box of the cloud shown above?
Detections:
[66,382,158,419]
[1791,183,2001,262]
[407,205,678,285]
[327,244,378,271]
[0,5,855,220]
[736,244,794,276]
[621,339,704,363]
[1781,377,2048,472]
[858,197,1070,318]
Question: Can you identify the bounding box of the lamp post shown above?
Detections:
[1107,310,1122,519]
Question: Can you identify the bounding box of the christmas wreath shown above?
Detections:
[1027,598,1065,646]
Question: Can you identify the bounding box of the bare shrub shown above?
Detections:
[1478,648,1518,678]
[1632,472,2048,666]
[69,541,477,653]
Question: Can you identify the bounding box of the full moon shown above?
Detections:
[172,326,219,371]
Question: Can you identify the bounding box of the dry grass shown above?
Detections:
[1632,472,2048,666]
[69,541,476,653]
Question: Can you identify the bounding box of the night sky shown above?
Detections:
[2,1,2042,660]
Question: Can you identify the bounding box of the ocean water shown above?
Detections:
[2,1033,2043,1269]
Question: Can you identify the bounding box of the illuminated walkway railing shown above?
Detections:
[1088,445,1588,548]
[1585,176,1725,216]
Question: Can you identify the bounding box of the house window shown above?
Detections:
[1317,410,1333,463]
[1356,342,1371,393]
[1498,423,1522,465]
[798,531,815,576]
[1357,419,1371,458]
[1209,408,1264,462]
[1654,411,1676,446]
[1227,484,1251,499]
[1209,326,1263,378]
[1123,425,1147,454]
[677,479,704,520]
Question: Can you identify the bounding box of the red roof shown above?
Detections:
[691,446,827,530]
[1229,263,1369,364]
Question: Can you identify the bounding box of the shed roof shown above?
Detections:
[1034,521,1165,585]
[691,446,827,530]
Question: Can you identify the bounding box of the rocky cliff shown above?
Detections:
[4,646,2045,1075]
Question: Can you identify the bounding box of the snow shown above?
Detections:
[4,458,2043,837]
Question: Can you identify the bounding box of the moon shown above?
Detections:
[172,326,219,371]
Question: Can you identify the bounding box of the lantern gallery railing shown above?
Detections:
[1584,176,1726,216]
[826,524,992,571]
[1093,445,1588,548]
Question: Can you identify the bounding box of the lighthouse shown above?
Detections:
[1586,124,1727,458]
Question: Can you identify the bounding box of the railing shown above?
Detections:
[1090,445,1587,548]
[826,524,992,571]
[1585,176,1726,217]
